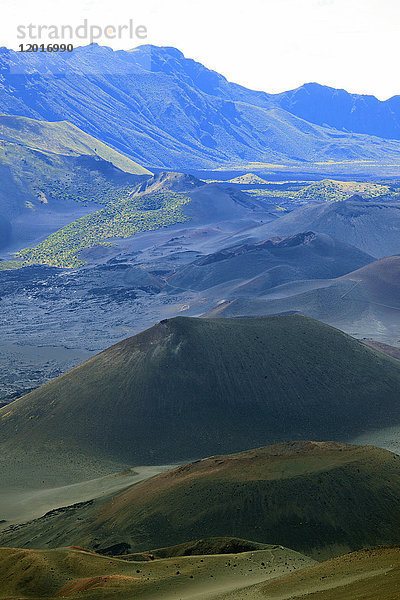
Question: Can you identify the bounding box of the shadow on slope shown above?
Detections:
[3,442,400,562]
[168,232,373,295]
[204,255,400,345]
[227,200,400,258]
[2,316,400,486]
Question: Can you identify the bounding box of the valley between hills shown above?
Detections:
[2,42,400,600]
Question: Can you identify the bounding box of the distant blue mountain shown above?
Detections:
[1,44,400,169]
[275,82,400,140]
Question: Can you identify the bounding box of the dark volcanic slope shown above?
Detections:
[205,255,400,344]
[133,171,205,195]
[343,255,400,308]
[66,442,400,558]
[4,442,400,561]
[168,232,373,294]
[245,200,400,258]
[2,315,400,485]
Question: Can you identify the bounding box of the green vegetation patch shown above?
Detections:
[16,192,191,268]
[295,179,392,202]
[33,179,137,206]
[246,188,296,199]
[0,260,24,271]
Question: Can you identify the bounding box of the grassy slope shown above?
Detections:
[4,442,400,562]
[0,545,313,600]
[0,114,153,256]
[51,442,400,559]
[126,538,272,560]
[2,315,400,484]
[15,191,191,267]
[230,178,394,210]
[0,114,151,175]
[217,546,400,600]
[227,174,269,185]
[0,141,143,216]
[2,543,399,600]
[6,181,257,269]
[295,179,391,202]
[0,115,150,216]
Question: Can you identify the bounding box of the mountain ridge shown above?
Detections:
[276,81,400,140]
[2,44,400,169]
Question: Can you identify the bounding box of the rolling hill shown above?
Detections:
[11,183,269,268]
[294,179,391,202]
[241,199,400,257]
[218,545,400,600]
[227,173,269,185]
[1,541,399,600]
[3,442,400,562]
[205,255,400,345]
[343,255,400,307]
[0,544,314,600]
[0,114,150,176]
[2,45,400,169]
[167,232,373,295]
[2,315,400,486]
[0,114,150,252]
[14,191,193,268]
[132,171,205,195]
[1,544,400,600]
